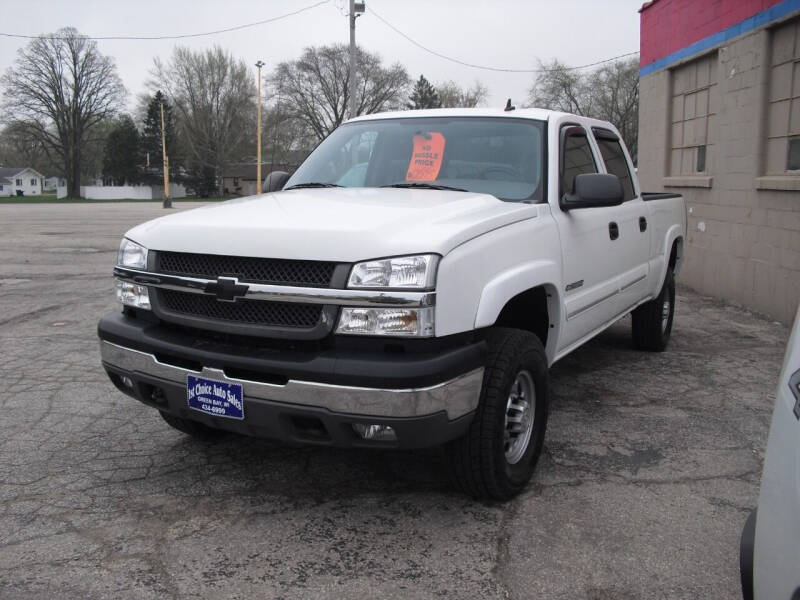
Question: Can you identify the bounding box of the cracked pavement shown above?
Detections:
[0,202,789,599]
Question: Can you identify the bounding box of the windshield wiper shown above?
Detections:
[381,182,468,192]
[284,182,342,190]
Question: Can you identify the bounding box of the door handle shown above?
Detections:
[639,216,647,232]
[609,222,619,240]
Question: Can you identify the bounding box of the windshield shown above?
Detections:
[285,117,546,202]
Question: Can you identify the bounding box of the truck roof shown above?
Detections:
[346,107,570,124]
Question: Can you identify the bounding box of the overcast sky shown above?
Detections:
[0,0,644,112]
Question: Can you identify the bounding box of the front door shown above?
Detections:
[552,123,622,352]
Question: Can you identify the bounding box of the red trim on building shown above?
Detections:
[640,0,783,67]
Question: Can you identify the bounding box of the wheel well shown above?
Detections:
[493,286,550,347]
[669,237,683,274]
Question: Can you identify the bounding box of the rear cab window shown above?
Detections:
[592,128,636,201]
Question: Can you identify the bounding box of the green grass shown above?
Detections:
[0,194,236,204]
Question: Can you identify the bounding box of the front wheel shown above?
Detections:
[445,328,549,501]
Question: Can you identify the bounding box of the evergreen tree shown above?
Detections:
[102,115,141,185]
[407,75,441,110]
[140,90,178,182]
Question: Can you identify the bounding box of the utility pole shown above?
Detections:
[160,101,171,209]
[348,1,365,120]
[255,60,265,193]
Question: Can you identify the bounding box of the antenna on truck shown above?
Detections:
[504,98,515,112]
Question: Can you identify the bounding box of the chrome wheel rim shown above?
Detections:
[661,299,671,333]
[504,370,535,465]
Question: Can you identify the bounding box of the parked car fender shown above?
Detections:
[472,260,562,361]
[650,223,684,299]
[434,216,561,346]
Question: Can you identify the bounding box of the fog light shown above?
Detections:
[352,423,397,441]
[120,376,134,389]
[116,280,151,309]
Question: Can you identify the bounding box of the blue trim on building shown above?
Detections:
[640,0,800,76]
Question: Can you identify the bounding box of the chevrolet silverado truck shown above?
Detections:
[98,108,686,500]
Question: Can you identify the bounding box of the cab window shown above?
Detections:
[593,128,635,201]
[560,126,597,197]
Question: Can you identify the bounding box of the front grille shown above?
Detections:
[159,289,322,328]
[157,251,336,287]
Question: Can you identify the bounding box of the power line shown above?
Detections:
[369,6,638,73]
[0,0,330,41]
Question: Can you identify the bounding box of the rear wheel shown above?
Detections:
[445,328,549,501]
[159,411,226,439]
[632,269,675,352]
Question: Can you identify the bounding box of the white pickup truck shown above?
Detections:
[99,108,686,500]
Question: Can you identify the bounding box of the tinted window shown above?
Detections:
[594,131,635,201]
[286,117,545,202]
[560,127,597,196]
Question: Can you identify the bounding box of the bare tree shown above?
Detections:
[0,28,125,197]
[272,44,409,142]
[0,122,55,174]
[527,58,639,162]
[436,80,488,108]
[589,59,640,162]
[152,46,254,194]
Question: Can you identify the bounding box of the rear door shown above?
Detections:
[591,127,652,313]
[552,121,622,351]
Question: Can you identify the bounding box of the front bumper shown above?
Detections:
[98,313,485,448]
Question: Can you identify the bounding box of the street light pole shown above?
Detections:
[160,101,171,209]
[255,60,265,194]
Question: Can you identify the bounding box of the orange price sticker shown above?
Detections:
[406,132,446,182]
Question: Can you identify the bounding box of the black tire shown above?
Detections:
[159,411,226,439]
[632,269,675,352]
[445,328,549,501]
[739,509,756,600]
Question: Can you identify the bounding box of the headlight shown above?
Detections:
[117,238,148,269]
[116,281,151,309]
[336,307,434,337]
[348,254,438,289]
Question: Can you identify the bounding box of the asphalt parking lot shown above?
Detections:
[0,202,790,599]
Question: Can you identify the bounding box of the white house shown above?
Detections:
[0,167,44,197]
[43,176,63,192]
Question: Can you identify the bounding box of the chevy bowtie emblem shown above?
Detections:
[205,276,249,302]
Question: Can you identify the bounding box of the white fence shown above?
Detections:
[57,183,186,200]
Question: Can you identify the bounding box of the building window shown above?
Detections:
[788,137,800,171]
[696,145,706,172]
[766,18,800,174]
[15,179,22,186]
[31,178,37,185]
[669,52,717,176]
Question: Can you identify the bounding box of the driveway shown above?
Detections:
[0,202,788,599]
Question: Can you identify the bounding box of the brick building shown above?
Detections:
[638,0,800,324]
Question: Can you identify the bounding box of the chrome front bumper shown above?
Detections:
[100,340,483,420]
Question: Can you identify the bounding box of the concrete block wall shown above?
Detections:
[639,17,800,325]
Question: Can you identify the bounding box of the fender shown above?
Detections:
[474,259,562,362]
[652,224,684,294]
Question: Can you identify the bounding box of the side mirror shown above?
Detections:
[264,171,290,193]
[561,173,623,211]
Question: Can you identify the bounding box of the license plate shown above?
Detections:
[187,375,244,420]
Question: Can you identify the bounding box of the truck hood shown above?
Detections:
[126,187,538,262]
